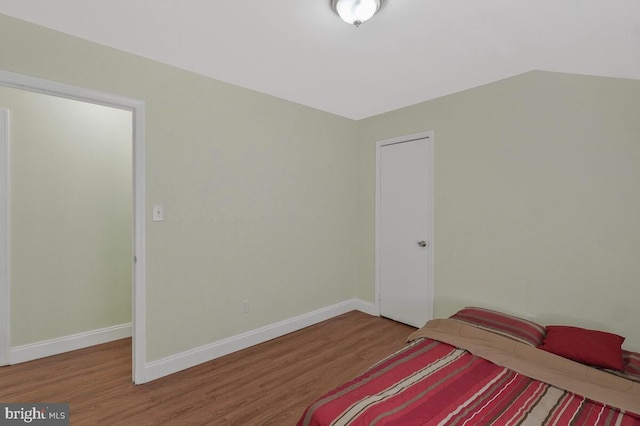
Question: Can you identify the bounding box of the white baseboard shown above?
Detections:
[143,298,378,383]
[9,323,132,365]
[353,299,379,316]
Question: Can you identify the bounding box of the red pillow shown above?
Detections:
[450,307,546,347]
[606,350,640,383]
[623,350,640,379]
[539,325,625,371]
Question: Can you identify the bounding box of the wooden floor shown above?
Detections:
[0,311,414,425]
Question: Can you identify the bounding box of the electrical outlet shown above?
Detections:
[241,299,249,314]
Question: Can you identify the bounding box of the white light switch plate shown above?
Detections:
[152,204,164,221]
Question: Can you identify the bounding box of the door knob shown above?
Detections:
[417,240,427,247]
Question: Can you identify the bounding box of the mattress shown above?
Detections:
[297,319,640,425]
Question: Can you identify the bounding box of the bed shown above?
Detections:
[297,307,640,425]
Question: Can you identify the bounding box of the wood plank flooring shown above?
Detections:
[0,311,415,425]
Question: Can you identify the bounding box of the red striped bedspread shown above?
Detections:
[297,338,640,425]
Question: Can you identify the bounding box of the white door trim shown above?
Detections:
[0,70,146,383]
[0,108,9,366]
[375,130,434,320]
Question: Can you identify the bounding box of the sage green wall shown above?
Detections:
[4,12,638,362]
[1,86,132,346]
[356,71,640,351]
[0,14,358,360]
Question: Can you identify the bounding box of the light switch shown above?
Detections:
[152,204,164,221]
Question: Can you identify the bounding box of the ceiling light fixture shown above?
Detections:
[331,0,386,28]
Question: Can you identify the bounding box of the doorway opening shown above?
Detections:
[0,70,146,384]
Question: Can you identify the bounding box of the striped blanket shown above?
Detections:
[297,326,640,425]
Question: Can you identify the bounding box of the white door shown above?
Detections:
[377,133,432,328]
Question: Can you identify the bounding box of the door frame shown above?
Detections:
[0,107,9,367]
[375,130,435,321]
[0,70,146,384]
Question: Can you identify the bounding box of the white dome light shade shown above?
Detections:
[331,0,384,27]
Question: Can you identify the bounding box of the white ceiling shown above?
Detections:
[1,0,639,120]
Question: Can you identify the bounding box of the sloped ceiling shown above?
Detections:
[0,0,639,120]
